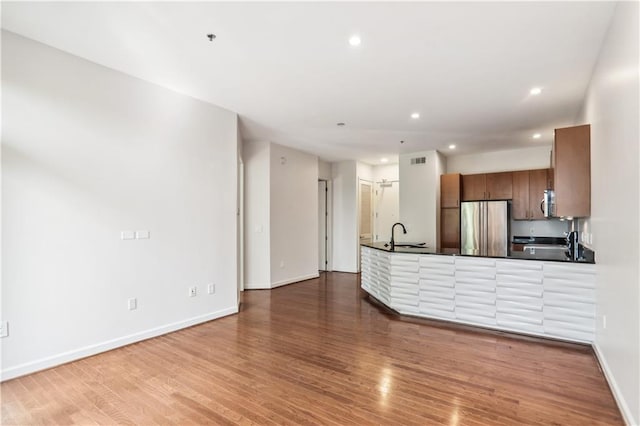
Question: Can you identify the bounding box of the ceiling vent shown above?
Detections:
[410,157,426,165]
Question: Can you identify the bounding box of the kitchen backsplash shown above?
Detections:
[511,218,570,237]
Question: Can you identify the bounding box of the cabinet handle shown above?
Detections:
[488,192,491,199]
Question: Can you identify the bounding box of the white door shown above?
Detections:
[359,180,373,243]
[318,180,327,271]
[375,181,399,243]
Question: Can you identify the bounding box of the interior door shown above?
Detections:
[359,180,373,243]
[318,180,327,271]
[374,181,399,242]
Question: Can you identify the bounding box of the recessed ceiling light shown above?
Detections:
[449,144,456,150]
[349,35,361,46]
[411,112,420,119]
[533,133,542,139]
[380,158,389,163]
[530,87,542,95]
[337,122,345,126]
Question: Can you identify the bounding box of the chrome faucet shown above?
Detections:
[390,222,407,251]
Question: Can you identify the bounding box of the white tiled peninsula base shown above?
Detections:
[360,246,595,343]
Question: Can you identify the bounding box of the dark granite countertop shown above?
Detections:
[361,242,595,264]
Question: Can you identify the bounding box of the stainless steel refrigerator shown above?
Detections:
[460,201,509,257]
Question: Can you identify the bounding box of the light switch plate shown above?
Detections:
[0,321,8,338]
[128,298,137,311]
[121,231,135,240]
[136,230,150,239]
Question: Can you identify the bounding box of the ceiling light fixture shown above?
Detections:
[349,35,361,46]
[411,112,420,119]
[206,34,216,41]
[449,144,456,150]
[380,158,389,163]
[530,87,542,95]
[337,122,345,126]
[533,133,542,139]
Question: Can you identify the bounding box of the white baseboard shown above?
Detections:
[593,342,637,425]
[271,273,319,288]
[1,306,238,382]
[244,282,272,290]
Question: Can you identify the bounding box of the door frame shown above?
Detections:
[319,179,333,272]
[357,178,374,272]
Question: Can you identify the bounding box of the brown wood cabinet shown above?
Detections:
[441,208,460,248]
[440,173,461,248]
[462,172,512,201]
[486,172,513,200]
[441,173,461,208]
[512,169,553,220]
[461,174,487,201]
[554,125,591,217]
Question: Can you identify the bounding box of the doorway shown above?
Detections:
[359,180,374,244]
[374,180,399,242]
[318,180,328,271]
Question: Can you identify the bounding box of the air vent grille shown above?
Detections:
[410,157,426,165]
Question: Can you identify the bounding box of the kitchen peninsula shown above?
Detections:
[360,242,596,343]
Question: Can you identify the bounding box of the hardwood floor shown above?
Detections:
[1,272,623,425]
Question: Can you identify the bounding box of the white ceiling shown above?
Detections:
[1,2,616,164]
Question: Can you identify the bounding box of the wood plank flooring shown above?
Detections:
[1,272,623,425]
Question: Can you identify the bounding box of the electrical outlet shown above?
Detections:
[280,261,285,268]
[207,283,215,294]
[0,321,9,338]
[189,286,197,297]
[128,298,137,311]
[121,231,135,240]
[529,227,535,235]
[135,230,150,239]
[602,315,607,329]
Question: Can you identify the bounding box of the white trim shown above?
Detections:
[244,282,272,290]
[271,273,319,288]
[592,342,637,426]
[0,306,238,382]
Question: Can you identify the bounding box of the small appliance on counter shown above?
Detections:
[566,230,579,260]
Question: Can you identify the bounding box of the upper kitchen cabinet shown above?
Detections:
[512,169,553,220]
[441,173,461,208]
[485,172,513,200]
[553,125,591,217]
[462,172,512,201]
[461,174,486,201]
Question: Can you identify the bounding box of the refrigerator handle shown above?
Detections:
[480,202,486,256]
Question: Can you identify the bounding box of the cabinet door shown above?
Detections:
[554,125,590,217]
[512,171,530,220]
[529,169,548,220]
[441,208,460,248]
[441,173,461,208]
[486,172,513,200]
[461,174,487,201]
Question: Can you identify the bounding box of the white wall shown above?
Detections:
[269,143,319,286]
[1,32,239,380]
[243,140,271,289]
[373,164,400,182]
[578,3,639,423]
[446,145,552,174]
[399,151,440,248]
[318,159,331,181]
[331,161,358,273]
